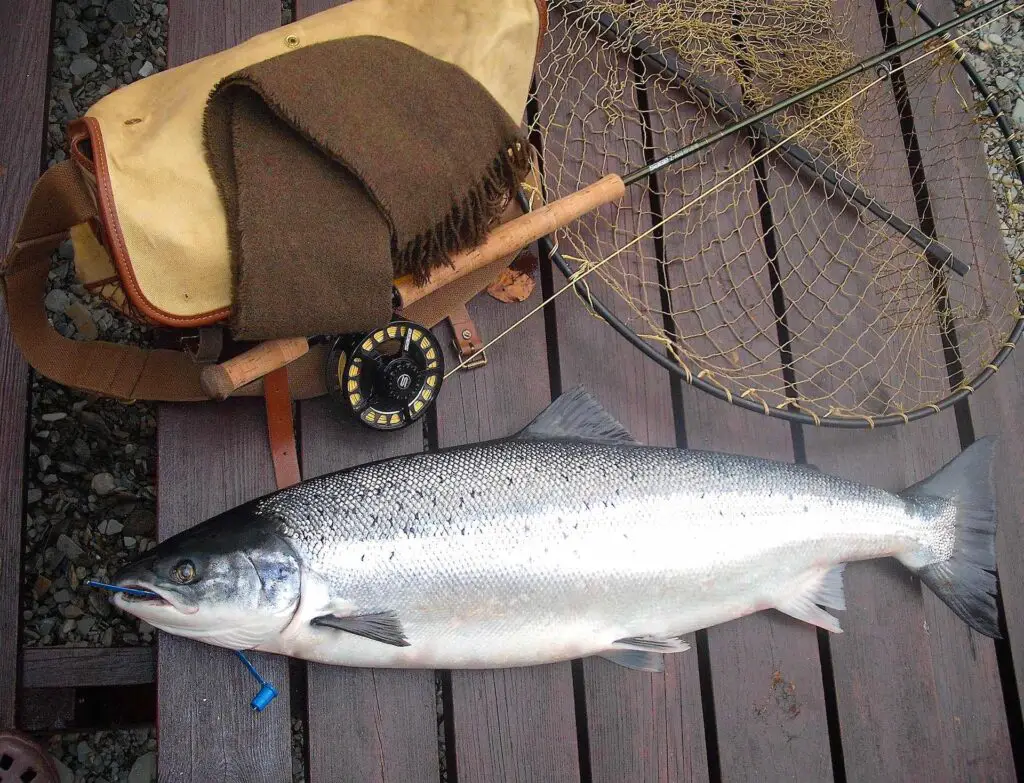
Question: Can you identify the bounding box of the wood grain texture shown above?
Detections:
[765,0,1013,777]
[290,4,441,778]
[0,0,50,729]
[530,7,712,779]
[644,25,833,781]
[299,398,440,783]
[21,646,155,689]
[157,5,288,779]
[433,291,580,783]
[887,1,1018,772]
[156,401,292,782]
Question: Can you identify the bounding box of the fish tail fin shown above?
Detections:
[896,437,1001,639]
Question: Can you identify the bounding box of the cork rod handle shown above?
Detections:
[394,174,626,309]
[200,337,310,400]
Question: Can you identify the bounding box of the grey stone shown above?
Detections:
[98,518,124,535]
[92,472,116,496]
[987,32,1004,46]
[58,239,76,260]
[108,0,135,24]
[66,23,89,52]
[70,54,98,77]
[56,534,85,561]
[996,74,1015,92]
[54,589,73,603]
[45,288,71,313]
[1014,98,1024,127]
[41,411,67,422]
[38,454,52,472]
[128,752,157,783]
[62,603,84,619]
[137,60,156,78]
[78,615,96,635]
[27,488,42,503]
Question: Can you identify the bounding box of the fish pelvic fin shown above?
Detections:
[775,565,846,633]
[515,386,638,445]
[897,437,1001,639]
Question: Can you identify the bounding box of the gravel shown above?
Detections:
[44,729,156,783]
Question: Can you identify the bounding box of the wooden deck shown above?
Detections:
[3,0,1023,780]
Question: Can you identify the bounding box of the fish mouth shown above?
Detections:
[113,582,199,615]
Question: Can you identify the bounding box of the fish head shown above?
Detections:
[110,509,302,649]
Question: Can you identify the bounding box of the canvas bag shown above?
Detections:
[0,0,547,403]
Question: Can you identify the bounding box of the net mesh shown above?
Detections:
[528,0,1023,423]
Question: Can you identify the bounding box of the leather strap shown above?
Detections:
[448,303,486,367]
[263,365,302,488]
[0,161,328,401]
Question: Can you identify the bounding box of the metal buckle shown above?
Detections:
[455,341,488,369]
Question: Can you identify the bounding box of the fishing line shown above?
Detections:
[443,1,1021,380]
[85,579,279,713]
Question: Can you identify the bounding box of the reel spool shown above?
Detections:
[326,320,444,431]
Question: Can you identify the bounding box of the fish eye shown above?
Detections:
[171,560,197,584]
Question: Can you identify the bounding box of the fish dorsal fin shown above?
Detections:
[515,387,637,445]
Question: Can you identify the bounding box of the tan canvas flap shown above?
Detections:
[74,0,543,326]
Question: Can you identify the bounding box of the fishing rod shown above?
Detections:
[198,0,1016,429]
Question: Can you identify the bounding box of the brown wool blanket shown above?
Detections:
[203,35,531,340]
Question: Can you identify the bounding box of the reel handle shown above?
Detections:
[393,173,626,308]
[200,337,310,400]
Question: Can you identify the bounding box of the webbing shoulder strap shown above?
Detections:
[0,161,327,402]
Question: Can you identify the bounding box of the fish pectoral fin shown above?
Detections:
[612,635,691,654]
[598,649,666,672]
[310,610,410,647]
[775,565,847,633]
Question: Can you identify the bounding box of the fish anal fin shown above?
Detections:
[775,565,847,632]
[310,610,410,647]
[516,387,637,445]
[599,649,666,672]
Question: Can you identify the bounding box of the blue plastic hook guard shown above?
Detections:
[235,650,278,712]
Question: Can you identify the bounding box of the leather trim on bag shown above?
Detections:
[67,117,232,328]
[534,0,548,54]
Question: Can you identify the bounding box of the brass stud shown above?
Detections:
[285,34,300,48]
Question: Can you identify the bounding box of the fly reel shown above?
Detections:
[325,320,444,431]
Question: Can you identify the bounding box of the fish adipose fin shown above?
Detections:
[516,386,638,445]
[776,565,847,633]
[598,635,691,672]
[310,610,411,647]
[897,437,1001,639]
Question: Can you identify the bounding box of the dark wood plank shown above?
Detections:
[156,401,292,781]
[433,292,580,781]
[156,5,290,779]
[532,8,710,779]
[21,646,155,689]
[642,23,834,783]
[887,1,1020,768]
[290,2,442,777]
[298,398,441,783]
[762,0,1012,777]
[0,0,50,729]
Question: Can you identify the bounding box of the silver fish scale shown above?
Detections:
[255,440,939,637]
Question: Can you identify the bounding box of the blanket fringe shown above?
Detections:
[394,134,533,283]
